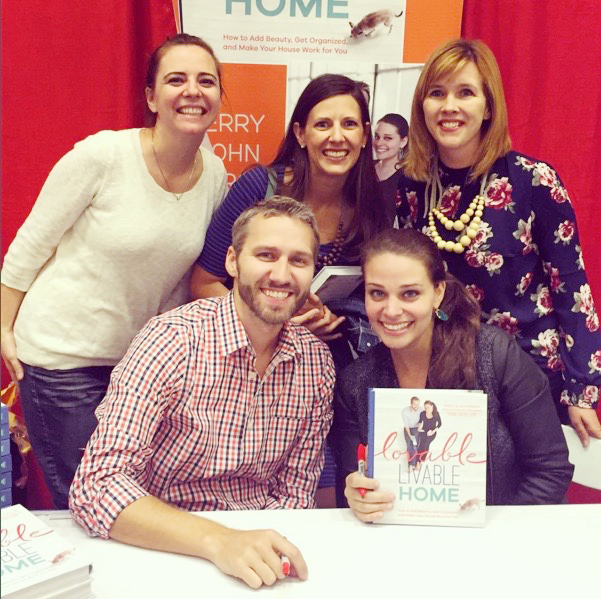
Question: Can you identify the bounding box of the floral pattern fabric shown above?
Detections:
[397,151,600,408]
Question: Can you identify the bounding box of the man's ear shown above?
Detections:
[225,246,238,279]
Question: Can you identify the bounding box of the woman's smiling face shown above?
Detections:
[293,94,367,180]
[422,61,489,168]
[145,44,221,136]
[374,121,406,163]
[364,251,445,358]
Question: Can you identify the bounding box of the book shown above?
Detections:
[368,388,488,527]
[0,504,93,599]
[310,265,362,303]
[0,403,10,508]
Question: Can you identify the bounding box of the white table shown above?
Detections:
[38,505,600,598]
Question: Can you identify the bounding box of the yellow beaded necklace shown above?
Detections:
[425,162,489,254]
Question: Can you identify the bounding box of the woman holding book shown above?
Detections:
[395,39,601,447]
[330,229,573,520]
[190,74,392,351]
[0,34,227,508]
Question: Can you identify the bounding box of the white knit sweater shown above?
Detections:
[1,129,227,369]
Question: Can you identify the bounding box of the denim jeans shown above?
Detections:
[327,294,380,369]
[19,363,113,508]
[404,427,419,467]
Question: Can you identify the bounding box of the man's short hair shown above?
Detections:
[231,195,320,263]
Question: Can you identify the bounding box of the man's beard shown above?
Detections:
[236,275,308,325]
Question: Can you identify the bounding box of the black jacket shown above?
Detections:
[330,325,574,505]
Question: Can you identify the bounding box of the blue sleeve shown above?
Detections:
[196,166,269,277]
[524,157,601,408]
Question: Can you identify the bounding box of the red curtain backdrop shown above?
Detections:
[463,0,601,504]
[2,1,599,506]
[2,0,176,259]
[1,0,176,507]
[462,0,601,306]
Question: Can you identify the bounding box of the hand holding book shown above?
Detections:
[344,471,395,523]
[290,293,345,341]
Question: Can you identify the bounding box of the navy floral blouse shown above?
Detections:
[397,151,600,409]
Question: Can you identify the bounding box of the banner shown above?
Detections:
[183,0,463,181]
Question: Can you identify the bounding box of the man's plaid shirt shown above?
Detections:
[70,292,335,538]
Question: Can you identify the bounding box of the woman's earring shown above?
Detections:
[434,308,448,321]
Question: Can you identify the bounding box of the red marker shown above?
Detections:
[281,555,291,577]
[357,443,367,498]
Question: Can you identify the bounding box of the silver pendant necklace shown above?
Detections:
[151,130,198,201]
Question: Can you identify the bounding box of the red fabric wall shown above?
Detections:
[2,1,598,506]
[463,0,601,503]
[1,0,176,507]
[1,0,176,259]
[462,0,601,306]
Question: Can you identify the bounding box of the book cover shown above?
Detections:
[0,504,92,599]
[310,266,362,303]
[368,388,487,527]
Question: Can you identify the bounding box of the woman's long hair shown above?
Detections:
[402,38,511,183]
[270,74,389,261]
[361,229,481,388]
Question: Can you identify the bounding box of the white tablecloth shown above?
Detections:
[38,505,600,598]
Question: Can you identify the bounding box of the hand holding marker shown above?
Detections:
[357,444,367,498]
[281,555,290,577]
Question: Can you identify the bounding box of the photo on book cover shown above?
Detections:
[368,388,488,527]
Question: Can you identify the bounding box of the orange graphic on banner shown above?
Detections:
[404,0,464,63]
[207,63,287,185]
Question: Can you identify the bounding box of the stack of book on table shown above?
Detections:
[0,504,93,599]
[1,402,11,507]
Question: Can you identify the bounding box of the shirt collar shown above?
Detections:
[217,292,302,362]
[217,292,252,356]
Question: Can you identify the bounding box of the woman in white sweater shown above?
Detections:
[0,34,227,508]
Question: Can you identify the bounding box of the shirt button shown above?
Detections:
[249,372,257,380]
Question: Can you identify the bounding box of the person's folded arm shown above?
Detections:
[68,318,187,537]
[189,264,228,299]
[109,496,308,589]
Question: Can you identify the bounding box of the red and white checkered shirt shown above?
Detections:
[69,293,335,539]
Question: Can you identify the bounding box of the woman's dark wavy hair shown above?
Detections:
[361,229,481,388]
[378,113,409,138]
[270,74,389,261]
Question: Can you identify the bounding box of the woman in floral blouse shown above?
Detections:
[396,39,601,446]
